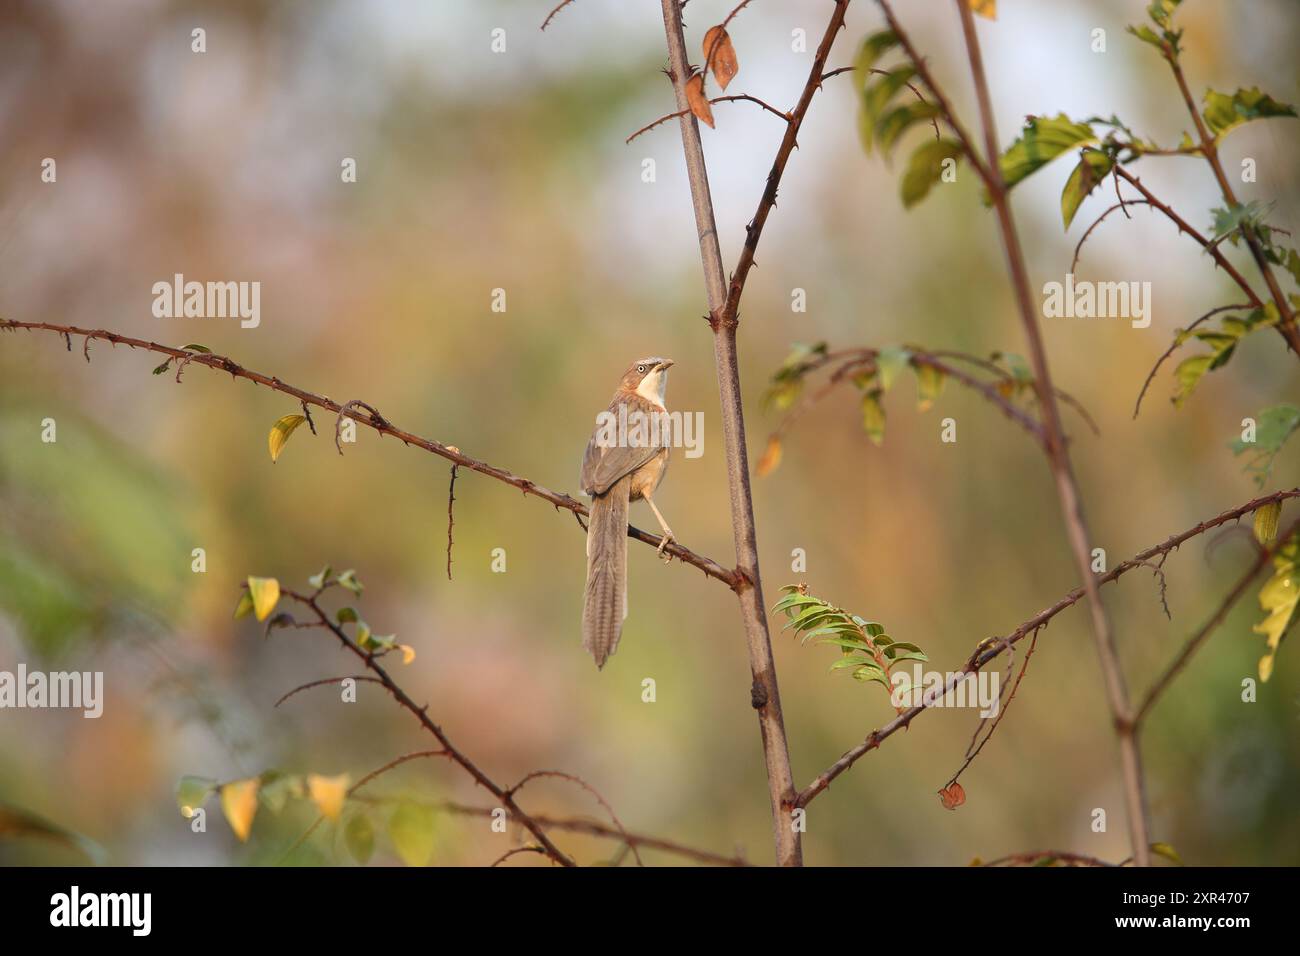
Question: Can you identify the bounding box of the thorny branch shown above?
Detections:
[795,488,1300,809]
[277,582,577,866]
[0,319,738,588]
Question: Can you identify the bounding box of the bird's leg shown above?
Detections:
[642,491,675,561]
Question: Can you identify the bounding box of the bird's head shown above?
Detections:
[619,357,674,405]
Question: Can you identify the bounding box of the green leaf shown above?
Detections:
[854,30,900,77]
[233,591,255,620]
[876,347,911,392]
[861,390,886,446]
[1172,355,1213,408]
[1061,149,1114,229]
[388,802,436,867]
[151,359,172,376]
[180,344,212,353]
[1253,533,1299,682]
[345,812,375,865]
[268,414,307,464]
[337,569,364,596]
[0,802,107,864]
[877,100,941,155]
[998,114,1096,190]
[1231,404,1300,488]
[308,565,332,590]
[901,138,962,207]
[1203,87,1296,138]
[861,66,919,153]
[914,363,946,412]
[336,606,359,624]
[176,776,216,817]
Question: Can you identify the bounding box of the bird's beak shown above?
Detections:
[656,359,675,371]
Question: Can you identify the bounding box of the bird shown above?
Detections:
[580,357,676,669]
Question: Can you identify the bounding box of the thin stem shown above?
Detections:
[954,0,1150,867]
[657,0,826,867]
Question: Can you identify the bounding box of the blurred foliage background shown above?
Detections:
[0,0,1297,866]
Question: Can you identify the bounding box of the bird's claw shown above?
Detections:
[656,531,675,562]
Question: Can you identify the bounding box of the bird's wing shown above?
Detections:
[581,433,659,496]
[581,395,664,495]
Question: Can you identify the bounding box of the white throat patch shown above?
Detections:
[635,368,668,408]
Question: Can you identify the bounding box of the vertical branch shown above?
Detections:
[656,0,804,867]
[953,2,1151,866]
[1166,57,1300,353]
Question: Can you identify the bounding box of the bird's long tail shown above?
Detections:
[582,475,630,669]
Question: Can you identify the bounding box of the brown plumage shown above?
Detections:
[580,357,675,668]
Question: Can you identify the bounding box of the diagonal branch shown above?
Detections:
[795,488,1299,808]
[280,585,576,866]
[951,0,1149,866]
[1134,515,1300,725]
[720,0,853,325]
[0,318,739,588]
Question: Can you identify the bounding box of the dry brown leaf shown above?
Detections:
[685,73,715,129]
[702,25,739,90]
[939,781,966,810]
[755,436,782,477]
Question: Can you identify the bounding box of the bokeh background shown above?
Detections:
[1,0,1297,866]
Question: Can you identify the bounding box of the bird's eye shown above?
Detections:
[637,364,646,373]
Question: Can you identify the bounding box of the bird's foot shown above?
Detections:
[656,531,675,562]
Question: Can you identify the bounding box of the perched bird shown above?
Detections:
[580,357,676,669]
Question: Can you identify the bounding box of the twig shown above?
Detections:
[822,65,941,141]
[274,675,382,708]
[625,93,789,144]
[280,585,577,866]
[490,845,547,867]
[540,0,575,31]
[0,319,738,588]
[507,769,644,867]
[721,0,853,326]
[1109,167,1264,312]
[981,849,1116,867]
[794,488,1300,808]
[1134,516,1300,725]
[1071,199,1154,274]
[1132,303,1251,418]
[447,464,458,581]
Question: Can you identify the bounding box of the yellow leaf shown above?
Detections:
[268,414,307,463]
[702,25,739,90]
[398,644,417,665]
[755,436,782,477]
[247,576,281,622]
[1252,535,1298,683]
[1150,841,1183,865]
[969,0,996,19]
[1253,501,1281,545]
[685,72,715,129]
[307,773,350,823]
[221,778,260,842]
